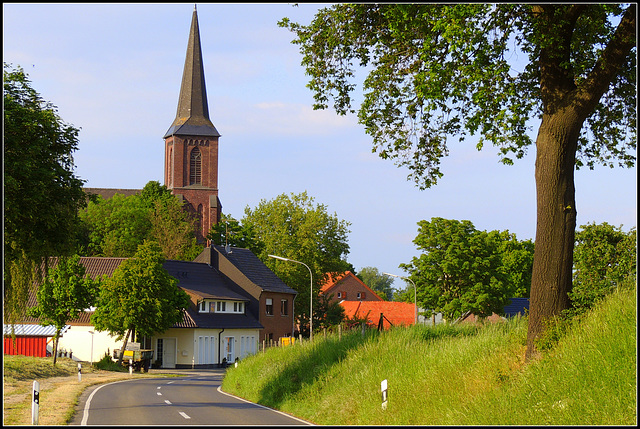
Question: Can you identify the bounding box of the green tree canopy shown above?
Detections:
[206,213,265,256]
[91,241,190,361]
[27,255,100,365]
[279,4,636,357]
[242,191,352,335]
[400,218,534,321]
[356,266,395,301]
[4,63,87,325]
[570,222,636,314]
[78,181,202,260]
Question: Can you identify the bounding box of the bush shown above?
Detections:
[94,353,127,372]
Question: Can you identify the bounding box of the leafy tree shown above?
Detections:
[400,218,533,321]
[243,191,352,335]
[279,4,636,357]
[356,266,395,300]
[79,193,151,257]
[4,63,87,326]
[27,255,100,365]
[207,213,265,256]
[570,222,636,314]
[91,241,190,364]
[315,293,346,329]
[78,181,203,260]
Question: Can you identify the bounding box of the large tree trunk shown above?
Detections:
[526,109,580,360]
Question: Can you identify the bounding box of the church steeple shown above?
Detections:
[164,5,220,138]
[164,5,222,244]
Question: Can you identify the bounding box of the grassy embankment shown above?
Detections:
[222,285,636,425]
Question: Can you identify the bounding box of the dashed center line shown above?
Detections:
[178,411,191,420]
[164,400,172,405]
[157,392,162,396]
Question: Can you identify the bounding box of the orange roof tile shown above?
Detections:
[341,301,416,329]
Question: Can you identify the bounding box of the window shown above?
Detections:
[337,292,342,299]
[199,301,207,313]
[190,147,202,185]
[265,298,273,316]
[217,301,226,312]
[357,292,366,299]
[209,302,215,312]
[281,299,288,316]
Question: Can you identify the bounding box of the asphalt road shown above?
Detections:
[70,369,312,426]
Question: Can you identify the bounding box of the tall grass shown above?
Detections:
[222,286,636,425]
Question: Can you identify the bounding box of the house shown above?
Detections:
[341,301,417,330]
[3,324,66,358]
[4,246,296,369]
[320,271,383,303]
[194,244,298,344]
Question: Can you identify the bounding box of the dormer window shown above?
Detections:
[199,299,245,314]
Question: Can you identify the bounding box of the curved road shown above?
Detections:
[70,369,312,426]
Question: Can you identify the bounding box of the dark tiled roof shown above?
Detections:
[213,245,297,295]
[175,308,263,330]
[163,260,249,302]
[503,298,530,317]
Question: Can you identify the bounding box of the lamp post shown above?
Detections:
[383,272,418,325]
[269,255,314,341]
[88,331,94,366]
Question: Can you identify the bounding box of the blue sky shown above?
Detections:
[4,3,636,290]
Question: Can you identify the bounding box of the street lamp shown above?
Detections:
[88,331,94,366]
[269,255,314,341]
[383,272,418,325]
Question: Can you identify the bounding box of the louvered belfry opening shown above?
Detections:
[190,147,202,185]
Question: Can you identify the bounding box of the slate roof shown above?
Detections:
[503,298,530,317]
[163,6,220,138]
[341,301,416,329]
[212,245,298,295]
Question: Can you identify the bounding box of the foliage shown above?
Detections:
[400,218,534,320]
[279,3,636,357]
[94,353,127,372]
[206,213,265,256]
[279,4,636,188]
[243,191,352,331]
[78,181,202,260]
[314,293,346,329]
[569,222,636,315]
[27,255,100,364]
[356,266,395,300]
[91,241,190,342]
[3,63,87,325]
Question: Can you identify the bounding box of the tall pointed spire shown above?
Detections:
[164,5,220,138]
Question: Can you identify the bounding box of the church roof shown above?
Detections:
[164,5,220,138]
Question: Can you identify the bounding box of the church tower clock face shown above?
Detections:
[164,5,222,243]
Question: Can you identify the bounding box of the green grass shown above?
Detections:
[222,286,637,425]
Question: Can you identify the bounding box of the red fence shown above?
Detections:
[4,336,48,357]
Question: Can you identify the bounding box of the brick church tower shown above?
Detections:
[164,6,221,243]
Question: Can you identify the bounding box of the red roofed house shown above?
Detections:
[321,271,383,303]
[321,271,417,329]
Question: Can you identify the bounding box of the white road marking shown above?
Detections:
[80,379,136,426]
[178,411,191,419]
[157,386,161,389]
[165,400,172,405]
[157,392,162,396]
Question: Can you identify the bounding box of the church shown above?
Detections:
[85,4,222,243]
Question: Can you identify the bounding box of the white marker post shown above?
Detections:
[381,379,388,410]
[78,363,82,382]
[129,358,133,375]
[32,380,40,425]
